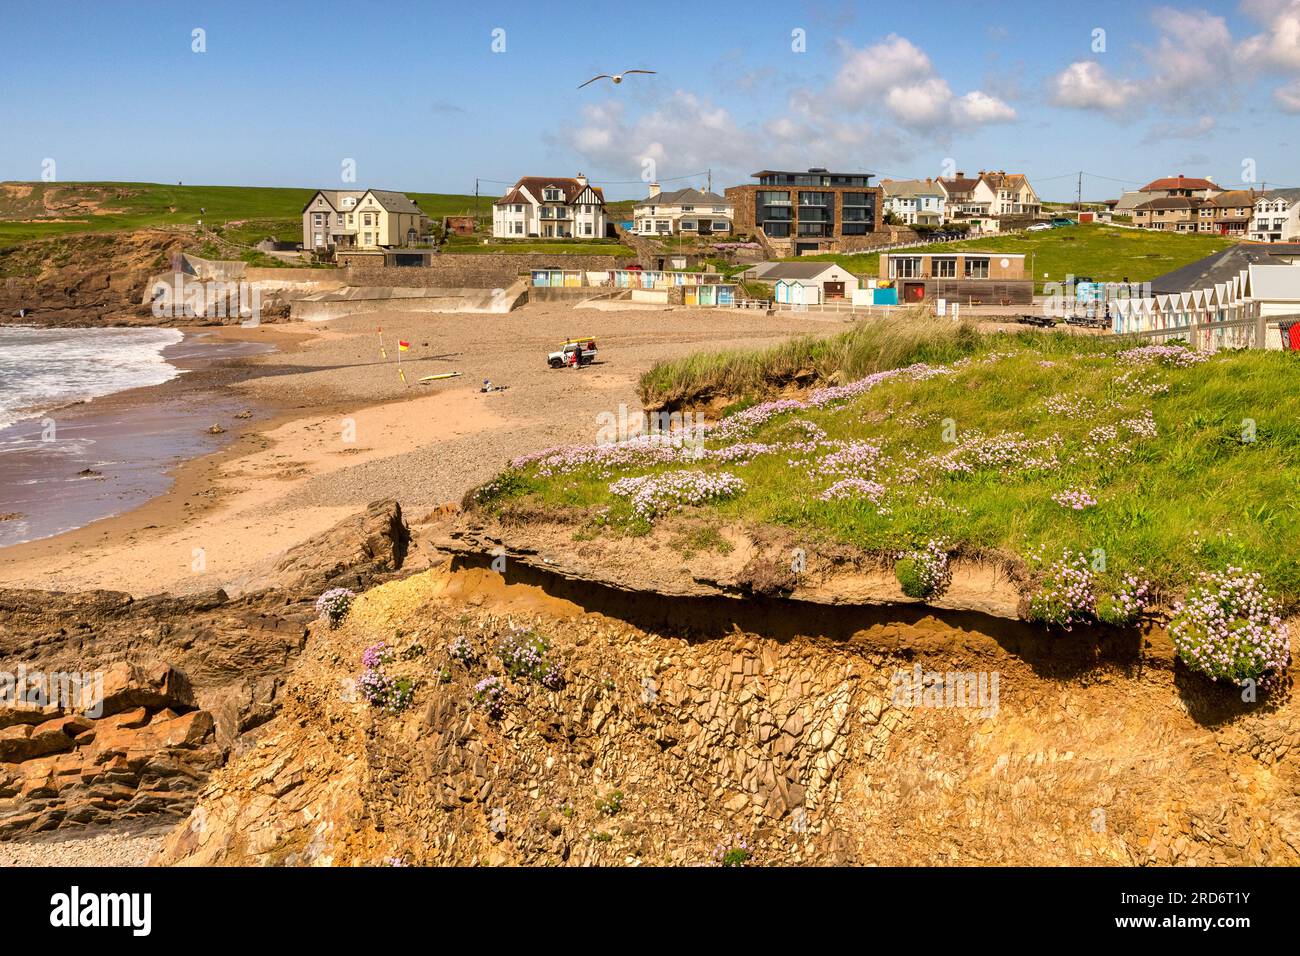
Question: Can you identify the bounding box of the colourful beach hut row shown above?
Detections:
[682,284,736,306]
[530,269,585,288]
[608,269,726,290]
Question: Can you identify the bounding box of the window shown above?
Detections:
[891,257,922,279]
[933,257,956,278]
[543,188,562,201]
[583,223,593,236]
[964,257,990,279]
[682,205,694,212]
[682,220,697,230]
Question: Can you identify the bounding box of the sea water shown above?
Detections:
[0,326,184,430]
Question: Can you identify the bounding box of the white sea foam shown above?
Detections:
[0,326,184,431]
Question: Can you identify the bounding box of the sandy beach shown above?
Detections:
[0,304,845,597]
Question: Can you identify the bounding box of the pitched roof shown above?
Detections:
[1140,175,1219,192]
[748,261,847,281]
[882,179,946,199]
[1205,189,1257,208]
[1149,243,1300,294]
[364,190,424,215]
[495,176,606,206]
[633,187,730,208]
[1134,196,1204,210]
[939,176,981,194]
[301,189,365,214]
[981,171,1032,191]
[1259,188,1300,205]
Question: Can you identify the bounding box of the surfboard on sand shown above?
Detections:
[418,372,463,383]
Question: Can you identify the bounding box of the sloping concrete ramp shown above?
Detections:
[291,280,527,321]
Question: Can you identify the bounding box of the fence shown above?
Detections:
[1112,301,1300,351]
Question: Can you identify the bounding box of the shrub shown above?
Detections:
[711,834,754,867]
[358,641,415,712]
[474,676,506,718]
[316,587,356,627]
[496,627,563,689]
[1027,551,1096,630]
[895,540,952,599]
[596,791,624,817]
[1170,569,1291,683]
[1095,573,1152,626]
[449,635,477,666]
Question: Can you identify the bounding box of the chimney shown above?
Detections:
[648,182,660,198]
[575,172,588,187]
[956,171,965,178]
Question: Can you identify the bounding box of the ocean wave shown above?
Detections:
[0,327,184,431]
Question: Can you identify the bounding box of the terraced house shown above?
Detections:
[1249,189,1300,242]
[1197,189,1256,235]
[1132,196,1203,232]
[301,189,429,252]
[633,184,733,236]
[492,174,608,239]
[725,167,882,255]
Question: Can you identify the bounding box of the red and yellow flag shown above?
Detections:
[398,340,410,352]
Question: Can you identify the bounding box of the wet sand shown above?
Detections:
[0,305,846,597]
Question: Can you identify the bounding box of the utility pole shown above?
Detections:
[707,168,712,194]
[474,178,480,224]
[1076,171,1083,215]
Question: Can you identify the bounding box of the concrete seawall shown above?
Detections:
[290,281,529,320]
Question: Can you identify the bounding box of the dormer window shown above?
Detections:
[543,188,563,202]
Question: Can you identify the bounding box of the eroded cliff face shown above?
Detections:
[156,563,1300,868]
[0,500,410,839]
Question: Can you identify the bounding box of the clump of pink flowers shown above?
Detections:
[1052,488,1097,510]
[1118,344,1208,368]
[1027,550,1097,630]
[1170,568,1291,683]
[473,675,506,718]
[711,834,754,867]
[819,477,885,503]
[609,469,745,522]
[894,540,952,599]
[1097,573,1153,626]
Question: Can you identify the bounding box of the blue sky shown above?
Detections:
[2,0,1299,200]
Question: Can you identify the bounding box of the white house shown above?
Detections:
[1249,189,1300,243]
[492,174,608,239]
[936,173,998,218]
[633,185,733,236]
[881,179,946,226]
[742,261,860,302]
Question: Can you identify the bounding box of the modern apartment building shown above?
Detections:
[725,167,883,254]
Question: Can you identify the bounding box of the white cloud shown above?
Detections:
[1050,61,1139,113]
[833,35,932,100]
[833,34,1015,130]
[1239,0,1300,69]
[1275,78,1300,111]
[1147,7,1237,92]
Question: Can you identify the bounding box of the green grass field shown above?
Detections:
[784,224,1234,292]
[479,319,1300,618]
[0,181,486,250]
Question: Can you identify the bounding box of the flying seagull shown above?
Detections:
[578,69,656,89]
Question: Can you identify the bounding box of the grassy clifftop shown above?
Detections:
[0,181,484,249]
[480,320,1300,669]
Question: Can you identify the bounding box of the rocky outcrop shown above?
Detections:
[0,500,412,839]
[0,662,216,837]
[157,564,1300,867]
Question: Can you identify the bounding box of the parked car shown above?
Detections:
[1027,222,1052,232]
[1051,217,1077,228]
[548,338,597,369]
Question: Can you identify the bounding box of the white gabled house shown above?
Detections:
[492,174,608,239]
[881,179,946,226]
[1249,189,1300,243]
[633,184,733,236]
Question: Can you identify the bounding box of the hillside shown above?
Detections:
[787,223,1235,291]
[0,181,486,249]
[475,318,1297,686]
